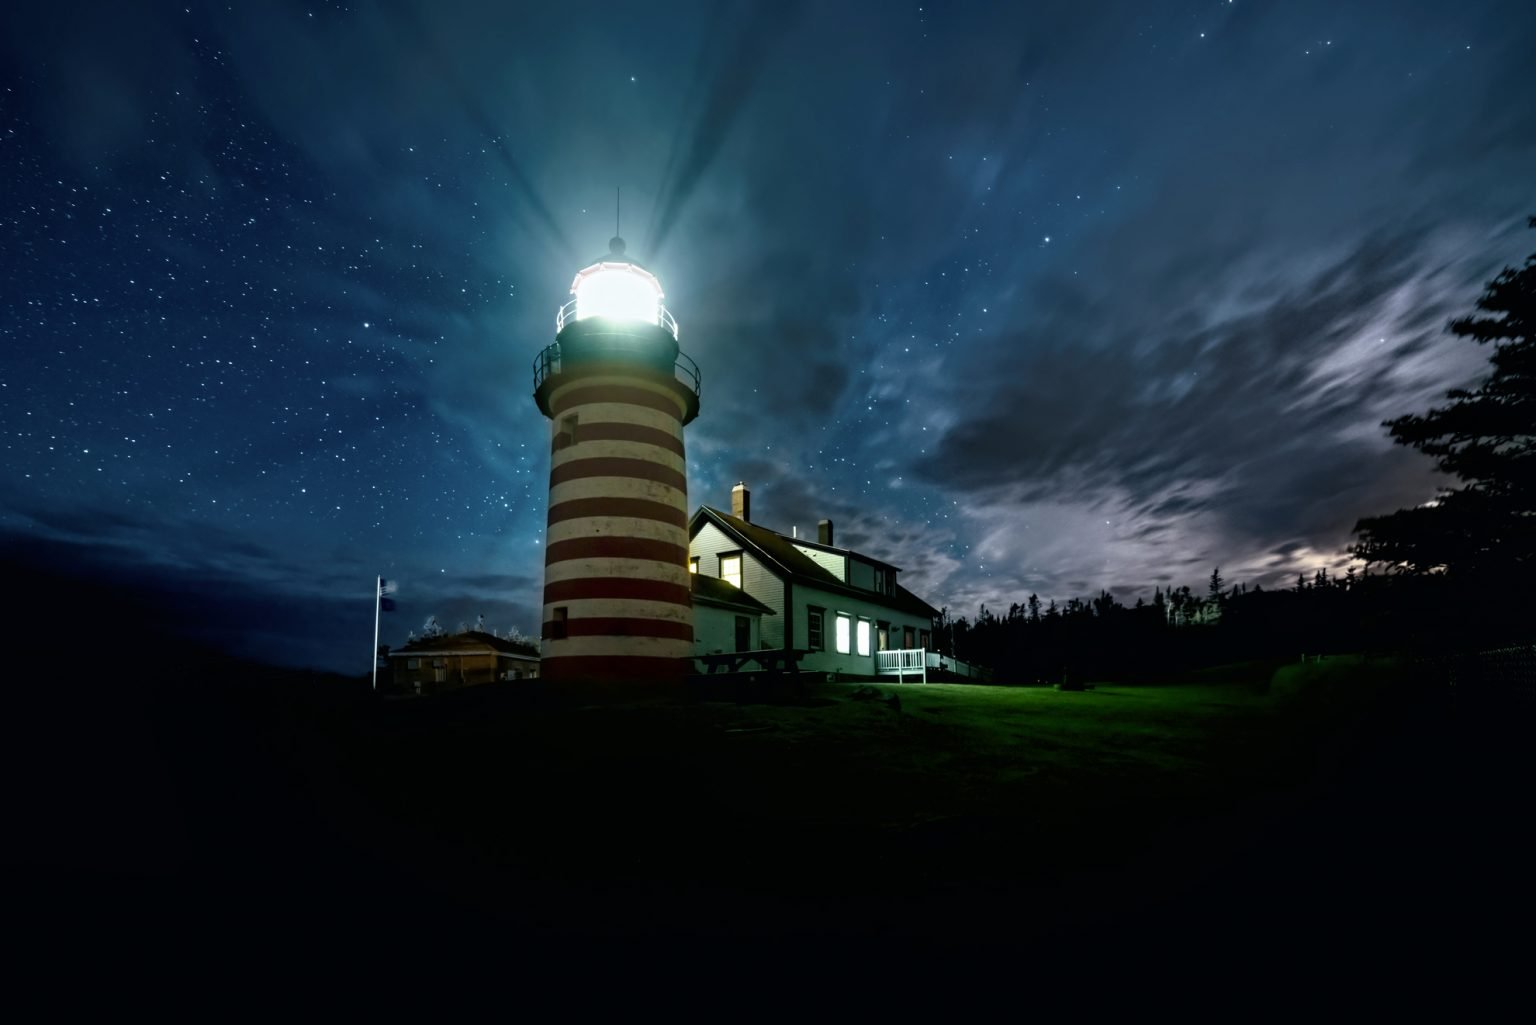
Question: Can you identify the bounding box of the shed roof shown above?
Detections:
[690,572,775,615]
[390,631,540,658]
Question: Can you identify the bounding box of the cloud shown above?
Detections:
[901,222,1500,606]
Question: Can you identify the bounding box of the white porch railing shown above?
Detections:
[875,648,991,683]
[876,648,928,684]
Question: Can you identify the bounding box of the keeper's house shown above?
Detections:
[688,484,940,677]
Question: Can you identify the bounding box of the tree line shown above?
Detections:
[938,565,1513,684]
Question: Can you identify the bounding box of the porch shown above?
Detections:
[875,648,991,684]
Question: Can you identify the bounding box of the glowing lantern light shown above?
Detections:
[554,237,679,340]
[571,261,663,325]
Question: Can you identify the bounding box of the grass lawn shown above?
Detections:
[24,661,1526,982]
[246,667,1493,948]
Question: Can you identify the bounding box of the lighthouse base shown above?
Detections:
[539,654,693,700]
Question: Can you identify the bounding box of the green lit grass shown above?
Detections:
[292,673,1396,935]
[163,657,1524,952]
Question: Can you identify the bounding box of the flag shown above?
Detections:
[379,578,397,612]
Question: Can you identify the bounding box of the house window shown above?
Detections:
[407,658,420,670]
[876,622,889,651]
[689,556,699,574]
[735,615,751,653]
[807,606,825,651]
[856,618,871,657]
[903,625,915,649]
[558,413,578,447]
[550,606,568,640]
[431,658,446,669]
[918,629,930,650]
[873,567,889,595]
[835,613,851,655]
[719,553,742,590]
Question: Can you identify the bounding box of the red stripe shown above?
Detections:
[549,457,686,493]
[551,384,684,419]
[543,577,692,606]
[547,497,688,530]
[540,655,693,683]
[550,422,685,458]
[542,617,693,641]
[544,536,689,566]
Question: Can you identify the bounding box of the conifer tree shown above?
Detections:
[1352,218,1536,579]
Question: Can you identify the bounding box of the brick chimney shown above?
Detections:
[731,481,750,522]
[817,518,833,545]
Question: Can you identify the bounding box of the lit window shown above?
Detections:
[835,613,851,655]
[856,619,871,656]
[689,556,699,574]
[720,554,742,590]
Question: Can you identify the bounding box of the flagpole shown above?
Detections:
[372,575,381,692]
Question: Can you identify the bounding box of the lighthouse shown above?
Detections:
[533,237,700,687]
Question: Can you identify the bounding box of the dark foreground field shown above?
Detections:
[13,658,1528,995]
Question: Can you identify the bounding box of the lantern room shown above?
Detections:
[556,236,678,339]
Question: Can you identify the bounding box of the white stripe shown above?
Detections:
[551,404,683,437]
[549,476,686,508]
[542,558,691,586]
[547,516,688,547]
[552,439,685,474]
[543,598,692,624]
[548,375,687,417]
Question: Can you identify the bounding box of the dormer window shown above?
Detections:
[719,553,742,590]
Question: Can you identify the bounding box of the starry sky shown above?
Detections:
[3,0,1533,671]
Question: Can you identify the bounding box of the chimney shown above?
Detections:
[731,481,750,522]
[817,518,834,546]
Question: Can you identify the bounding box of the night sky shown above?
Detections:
[4,1,1533,672]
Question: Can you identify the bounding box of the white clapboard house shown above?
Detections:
[688,483,952,679]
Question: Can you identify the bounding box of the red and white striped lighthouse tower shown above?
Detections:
[533,237,700,686]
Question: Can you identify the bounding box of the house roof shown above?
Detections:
[690,572,775,615]
[776,533,901,572]
[390,630,540,658]
[690,506,941,620]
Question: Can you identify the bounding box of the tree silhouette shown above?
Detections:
[1352,217,1536,580]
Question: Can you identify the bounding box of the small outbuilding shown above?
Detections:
[691,572,775,666]
[387,630,540,697]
